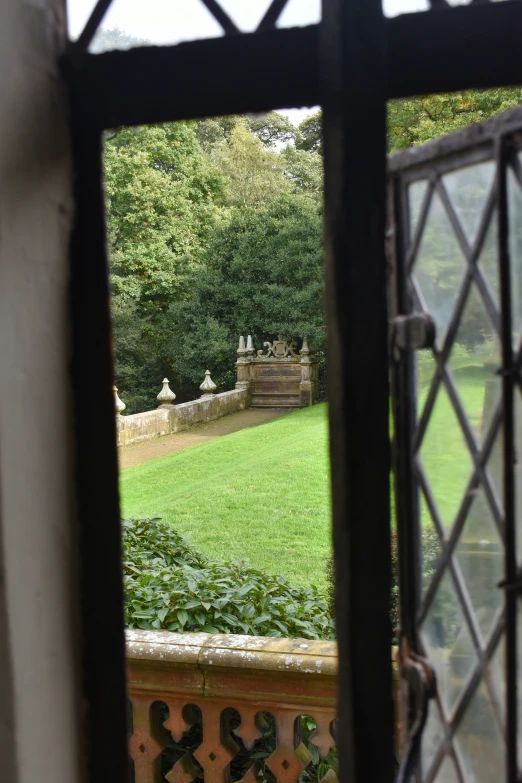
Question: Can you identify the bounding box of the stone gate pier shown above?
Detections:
[236,335,318,408]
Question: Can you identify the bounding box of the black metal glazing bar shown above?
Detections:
[63,3,522,132]
[322,0,394,777]
[497,137,518,783]
[391,173,422,648]
[74,0,114,51]
[257,0,290,31]
[61,26,320,130]
[67,88,129,782]
[198,0,240,35]
[386,2,522,100]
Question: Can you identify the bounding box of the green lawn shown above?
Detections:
[120,359,493,593]
[120,404,332,592]
[417,352,496,533]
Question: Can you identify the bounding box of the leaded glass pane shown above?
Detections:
[454,682,505,782]
[79,1,224,51]
[393,111,522,783]
[485,423,503,516]
[421,492,443,595]
[276,0,321,28]
[416,349,437,420]
[421,570,477,713]
[218,0,289,31]
[514,391,522,563]
[443,161,496,248]
[421,700,446,777]
[409,179,429,239]
[433,755,460,783]
[412,191,467,349]
[448,284,500,446]
[383,0,429,17]
[419,384,473,531]
[508,165,522,347]
[454,488,503,641]
[478,209,499,307]
[487,610,522,772]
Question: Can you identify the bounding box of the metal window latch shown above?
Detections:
[391,313,436,353]
[397,637,437,783]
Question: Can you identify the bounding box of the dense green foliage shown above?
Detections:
[106,114,323,411]
[123,517,334,640]
[388,89,522,151]
[169,195,325,390]
[105,84,521,413]
[302,88,522,156]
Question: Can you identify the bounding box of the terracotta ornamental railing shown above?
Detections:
[127,630,400,783]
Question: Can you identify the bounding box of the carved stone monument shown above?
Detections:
[235,335,318,408]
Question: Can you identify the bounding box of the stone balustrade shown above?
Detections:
[117,388,249,448]
[127,630,400,782]
[116,335,319,447]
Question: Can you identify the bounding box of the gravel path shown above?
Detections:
[118,408,291,469]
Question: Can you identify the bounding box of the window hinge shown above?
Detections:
[397,637,437,783]
[391,312,435,353]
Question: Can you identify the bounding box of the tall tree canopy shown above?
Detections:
[106,90,521,412]
[211,123,292,207]
[169,195,325,392]
[295,89,522,156]
[388,88,522,151]
[105,123,224,310]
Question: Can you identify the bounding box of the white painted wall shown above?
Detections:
[0,1,84,781]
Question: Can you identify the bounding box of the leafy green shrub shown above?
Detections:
[124,518,337,780]
[123,518,334,640]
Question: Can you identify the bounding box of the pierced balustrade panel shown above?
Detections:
[126,631,340,783]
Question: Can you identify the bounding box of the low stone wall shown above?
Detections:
[116,388,249,447]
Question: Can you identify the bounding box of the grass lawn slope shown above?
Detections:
[120,404,332,591]
[120,358,490,593]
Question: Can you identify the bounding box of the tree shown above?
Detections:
[111,296,174,413]
[196,112,299,151]
[388,88,522,152]
[211,123,291,207]
[247,111,299,147]
[297,111,322,155]
[105,122,225,311]
[90,27,148,53]
[195,116,240,150]
[294,89,522,156]
[105,122,226,410]
[280,146,323,198]
[169,195,325,391]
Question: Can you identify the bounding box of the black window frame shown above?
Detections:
[60,2,522,781]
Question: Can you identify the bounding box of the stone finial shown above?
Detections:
[157,377,176,407]
[246,335,254,356]
[200,370,217,398]
[300,338,310,357]
[113,385,126,415]
[237,336,246,357]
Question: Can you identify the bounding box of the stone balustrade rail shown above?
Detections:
[127,630,399,783]
[117,388,249,448]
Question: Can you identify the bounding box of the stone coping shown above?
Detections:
[126,630,398,709]
[117,388,249,447]
[126,629,337,675]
